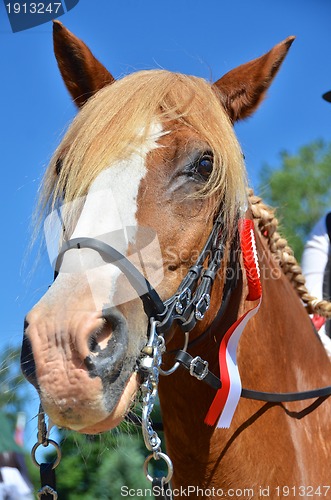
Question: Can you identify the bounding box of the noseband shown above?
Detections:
[54,213,233,336]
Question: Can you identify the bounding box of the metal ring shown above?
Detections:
[31,440,62,469]
[159,361,180,376]
[143,451,173,484]
[159,331,189,376]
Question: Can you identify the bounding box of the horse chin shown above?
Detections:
[73,371,139,435]
[39,370,139,434]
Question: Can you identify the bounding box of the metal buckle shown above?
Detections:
[175,287,192,315]
[195,293,211,320]
[189,356,209,380]
[37,486,58,499]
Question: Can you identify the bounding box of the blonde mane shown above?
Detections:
[39,69,247,237]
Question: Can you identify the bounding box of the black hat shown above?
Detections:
[322,91,331,103]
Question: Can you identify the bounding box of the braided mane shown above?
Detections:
[249,189,331,318]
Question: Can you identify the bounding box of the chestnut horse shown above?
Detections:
[22,22,331,498]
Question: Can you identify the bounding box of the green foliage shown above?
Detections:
[0,346,38,487]
[45,427,153,500]
[259,140,331,260]
[0,346,27,423]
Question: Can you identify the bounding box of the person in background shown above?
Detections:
[0,413,33,500]
[301,89,331,356]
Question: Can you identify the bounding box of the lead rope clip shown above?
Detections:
[31,404,61,499]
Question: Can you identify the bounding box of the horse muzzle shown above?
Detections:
[21,306,140,431]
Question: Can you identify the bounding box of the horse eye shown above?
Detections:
[196,153,213,180]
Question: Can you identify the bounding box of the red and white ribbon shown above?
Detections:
[204,219,262,428]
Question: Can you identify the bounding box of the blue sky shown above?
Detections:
[1,0,330,447]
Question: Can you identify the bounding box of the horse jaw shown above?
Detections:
[67,372,139,434]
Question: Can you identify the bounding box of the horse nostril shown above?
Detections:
[84,308,129,382]
[88,320,113,354]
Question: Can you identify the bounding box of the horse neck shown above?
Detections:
[158,227,331,488]
[244,230,331,389]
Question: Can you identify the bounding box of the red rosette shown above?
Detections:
[239,219,262,301]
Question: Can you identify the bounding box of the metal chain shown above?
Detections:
[139,319,174,486]
[31,405,61,499]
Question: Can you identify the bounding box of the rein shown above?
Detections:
[33,214,331,499]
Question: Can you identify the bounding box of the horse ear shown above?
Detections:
[213,36,295,122]
[53,21,115,108]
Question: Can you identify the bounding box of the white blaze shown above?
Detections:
[72,121,164,239]
[44,122,165,310]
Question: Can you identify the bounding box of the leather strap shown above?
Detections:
[175,350,221,390]
[38,463,57,499]
[152,478,172,500]
[54,237,166,319]
[241,386,331,402]
[175,351,331,402]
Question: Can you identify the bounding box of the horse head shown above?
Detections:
[21,21,294,434]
